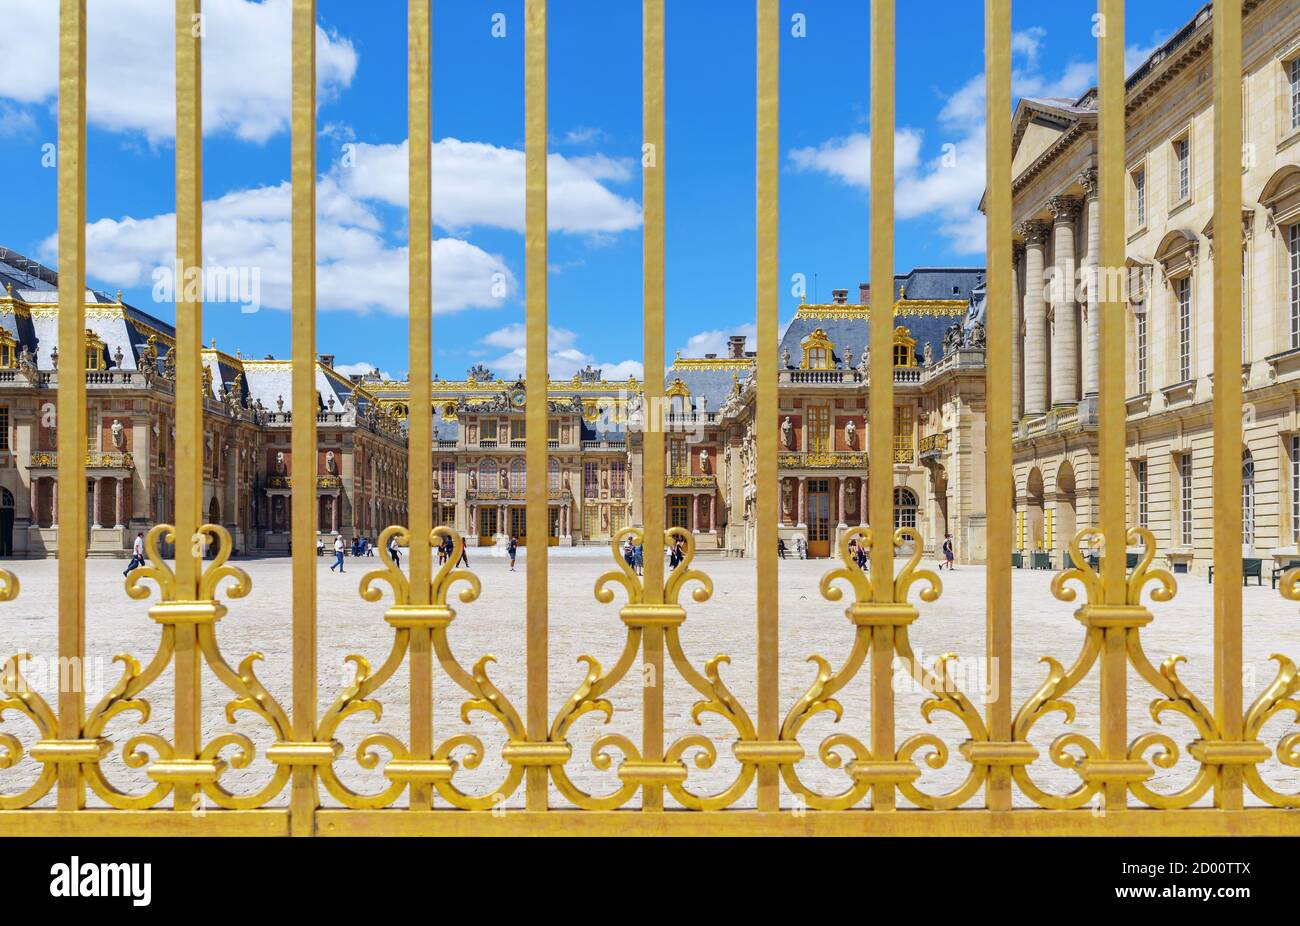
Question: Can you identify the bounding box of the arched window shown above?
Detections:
[510,458,526,493]
[801,328,835,370]
[892,326,916,367]
[1243,450,1256,549]
[479,460,498,493]
[893,486,918,529]
[548,458,561,492]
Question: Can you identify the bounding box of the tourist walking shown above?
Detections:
[632,541,644,576]
[330,535,346,573]
[388,533,402,568]
[123,532,145,576]
[777,537,787,559]
[507,534,518,572]
[942,533,955,570]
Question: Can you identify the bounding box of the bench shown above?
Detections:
[1272,560,1300,590]
[1208,558,1263,586]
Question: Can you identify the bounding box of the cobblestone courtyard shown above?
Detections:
[3,551,1299,809]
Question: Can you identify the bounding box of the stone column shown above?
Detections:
[708,493,716,533]
[1048,195,1081,407]
[91,477,102,528]
[332,494,340,534]
[1080,169,1101,397]
[837,477,847,528]
[51,478,57,526]
[858,477,867,526]
[114,477,125,529]
[1018,220,1050,417]
[1011,242,1024,420]
[29,477,39,527]
[796,476,806,528]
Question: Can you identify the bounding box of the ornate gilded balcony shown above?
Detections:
[28,450,135,471]
[467,486,572,501]
[918,432,947,459]
[666,474,716,488]
[264,475,343,490]
[778,450,868,470]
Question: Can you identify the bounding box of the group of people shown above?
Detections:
[776,532,957,569]
[621,536,691,574]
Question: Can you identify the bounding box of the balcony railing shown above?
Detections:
[777,451,868,469]
[918,432,948,458]
[28,450,135,470]
[666,474,715,488]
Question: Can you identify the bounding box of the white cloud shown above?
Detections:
[337,138,641,235]
[677,325,758,359]
[0,0,357,143]
[561,126,608,146]
[334,361,394,381]
[788,130,922,188]
[479,323,643,381]
[786,25,1147,257]
[40,177,514,317]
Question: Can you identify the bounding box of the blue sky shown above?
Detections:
[0,0,1205,382]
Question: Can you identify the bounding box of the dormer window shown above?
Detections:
[892,326,916,367]
[800,327,835,370]
[0,327,17,370]
[84,329,106,371]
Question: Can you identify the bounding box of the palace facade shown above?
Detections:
[1004,0,1300,575]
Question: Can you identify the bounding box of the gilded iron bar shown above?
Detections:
[173,0,204,813]
[982,0,1013,812]
[55,0,88,812]
[1096,0,1127,812]
[754,0,780,813]
[524,0,550,811]
[289,0,319,833]
[868,0,897,811]
[1210,0,1243,811]
[641,0,667,812]
[407,0,434,812]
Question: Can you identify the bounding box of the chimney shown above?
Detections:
[319,354,334,368]
[859,283,870,304]
[728,335,746,358]
[831,288,848,304]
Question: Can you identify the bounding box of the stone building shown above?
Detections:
[1003,0,1300,574]
[0,248,404,557]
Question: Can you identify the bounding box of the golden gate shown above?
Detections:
[0,0,1296,836]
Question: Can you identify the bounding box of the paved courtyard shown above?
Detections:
[3,551,1299,809]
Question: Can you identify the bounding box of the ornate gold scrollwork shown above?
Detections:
[548,526,756,810]
[78,523,291,810]
[0,569,61,810]
[318,525,524,810]
[778,526,987,810]
[1012,526,1221,810]
[1240,570,1300,807]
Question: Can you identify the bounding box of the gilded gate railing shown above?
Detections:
[1,0,1298,836]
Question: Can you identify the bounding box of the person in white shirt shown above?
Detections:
[123,532,145,577]
[330,535,346,573]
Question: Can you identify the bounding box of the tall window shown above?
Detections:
[1135,459,1148,528]
[1133,168,1146,227]
[548,457,561,492]
[1290,224,1300,348]
[610,461,626,497]
[509,458,526,493]
[0,406,8,451]
[894,405,913,461]
[1242,246,1250,362]
[1242,451,1256,549]
[510,418,526,443]
[1174,137,1190,202]
[1291,57,1300,132]
[1135,301,1148,393]
[669,439,687,477]
[1176,277,1192,382]
[478,460,498,493]
[808,406,830,453]
[583,461,599,497]
[439,460,455,497]
[584,504,600,538]
[1292,436,1300,546]
[1179,453,1193,548]
[893,487,918,530]
[479,418,496,446]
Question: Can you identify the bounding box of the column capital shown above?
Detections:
[1016,220,1050,245]
[1078,166,1099,199]
[1047,195,1082,223]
